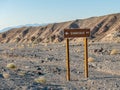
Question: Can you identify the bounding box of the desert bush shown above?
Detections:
[44,43,48,46]
[27,44,30,47]
[21,44,25,47]
[6,63,16,69]
[10,48,14,50]
[62,44,65,47]
[34,76,46,84]
[2,72,10,79]
[18,71,26,76]
[88,57,94,62]
[110,49,119,55]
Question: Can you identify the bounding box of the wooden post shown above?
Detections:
[84,37,88,78]
[66,38,70,81]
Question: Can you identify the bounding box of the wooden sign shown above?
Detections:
[64,29,90,38]
[64,28,90,81]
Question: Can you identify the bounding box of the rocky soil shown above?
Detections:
[0,42,120,90]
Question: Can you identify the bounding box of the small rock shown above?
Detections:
[37,72,44,75]
[41,60,45,63]
[0,74,4,78]
[37,67,41,70]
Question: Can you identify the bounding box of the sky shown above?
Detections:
[0,0,120,30]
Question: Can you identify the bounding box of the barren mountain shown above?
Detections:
[0,13,120,44]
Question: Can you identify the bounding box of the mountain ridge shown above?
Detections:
[0,23,48,33]
[0,13,120,44]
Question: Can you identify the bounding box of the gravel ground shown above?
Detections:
[0,42,120,90]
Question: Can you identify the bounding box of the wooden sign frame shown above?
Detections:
[64,29,90,81]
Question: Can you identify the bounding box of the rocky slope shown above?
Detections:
[0,13,120,44]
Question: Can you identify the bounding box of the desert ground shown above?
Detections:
[0,42,120,90]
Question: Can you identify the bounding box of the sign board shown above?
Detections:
[64,29,90,38]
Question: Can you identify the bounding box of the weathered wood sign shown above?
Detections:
[64,29,90,38]
[64,29,90,81]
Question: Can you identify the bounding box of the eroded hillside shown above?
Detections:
[0,13,120,44]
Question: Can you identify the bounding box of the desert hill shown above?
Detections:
[0,13,120,44]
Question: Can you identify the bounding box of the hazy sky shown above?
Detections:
[0,0,120,30]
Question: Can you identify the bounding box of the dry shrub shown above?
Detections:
[62,44,65,47]
[110,49,119,55]
[27,44,30,47]
[3,72,10,79]
[44,43,48,47]
[6,63,16,70]
[18,71,26,76]
[88,57,94,62]
[34,76,46,84]
[10,48,15,51]
[21,44,25,47]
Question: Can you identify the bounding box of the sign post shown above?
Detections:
[84,37,88,78]
[66,38,70,81]
[64,29,90,80]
